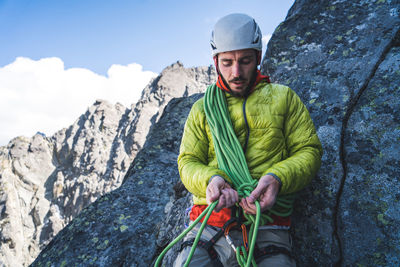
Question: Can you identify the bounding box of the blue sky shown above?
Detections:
[0,0,294,146]
[0,0,294,74]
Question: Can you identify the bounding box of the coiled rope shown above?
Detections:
[155,84,294,267]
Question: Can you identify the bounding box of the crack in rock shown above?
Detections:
[333,27,400,267]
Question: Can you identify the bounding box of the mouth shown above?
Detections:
[230,79,247,86]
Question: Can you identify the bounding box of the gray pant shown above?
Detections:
[174,223,296,267]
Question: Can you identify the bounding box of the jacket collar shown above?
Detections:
[216,70,271,95]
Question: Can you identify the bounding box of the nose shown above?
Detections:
[232,62,241,77]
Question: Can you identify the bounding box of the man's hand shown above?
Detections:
[240,174,280,214]
[206,176,239,212]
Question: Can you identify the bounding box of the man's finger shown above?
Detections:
[249,184,265,203]
[233,190,239,203]
[225,189,238,206]
[239,198,249,213]
[210,186,218,201]
[259,186,278,212]
[206,188,213,204]
[207,182,221,202]
[240,197,257,214]
[215,194,226,212]
[248,195,256,203]
[244,202,257,214]
[247,198,257,214]
[225,189,234,207]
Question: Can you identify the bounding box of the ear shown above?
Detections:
[213,55,218,68]
[213,55,220,74]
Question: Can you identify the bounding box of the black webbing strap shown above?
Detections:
[254,244,294,263]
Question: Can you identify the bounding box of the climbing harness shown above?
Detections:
[155,84,295,267]
[178,206,248,266]
[178,207,245,267]
[253,244,294,264]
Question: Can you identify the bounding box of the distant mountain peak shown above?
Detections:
[0,63,216,267]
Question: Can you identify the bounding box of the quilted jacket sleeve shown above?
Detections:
[263,87,323,195]
[178,99,230,200]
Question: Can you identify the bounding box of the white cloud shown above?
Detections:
[0,57,157,146]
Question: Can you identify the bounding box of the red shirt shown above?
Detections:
[190,205,291,228]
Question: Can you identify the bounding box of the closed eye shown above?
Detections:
[221,59,232,67]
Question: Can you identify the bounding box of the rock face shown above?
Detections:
[262,0,400,265]
[31,94,200,267]
[0,101,129,267]
[0,62,216,267]
[124,61,216,156]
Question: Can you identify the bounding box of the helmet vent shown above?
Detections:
[253,35,260,44]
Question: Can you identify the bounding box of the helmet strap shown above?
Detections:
[256,50,261,65]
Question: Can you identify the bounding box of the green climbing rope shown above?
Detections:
[204,84,262,267]
[154,202,218,267]
[155,84,295,267]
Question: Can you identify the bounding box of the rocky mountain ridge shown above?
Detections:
[0,62,216,267]
[32,94,200,267]
[32,0,400,266]
[2,0,400,266]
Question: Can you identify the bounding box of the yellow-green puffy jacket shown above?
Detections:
[178,81,322,205]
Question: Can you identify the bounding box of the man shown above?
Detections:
[174,13,322,266]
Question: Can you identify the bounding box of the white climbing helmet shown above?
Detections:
[210,13,262,56]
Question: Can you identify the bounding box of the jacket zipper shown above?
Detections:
[243,97,250,154]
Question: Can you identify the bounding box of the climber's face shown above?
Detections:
[217,49,257,95]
